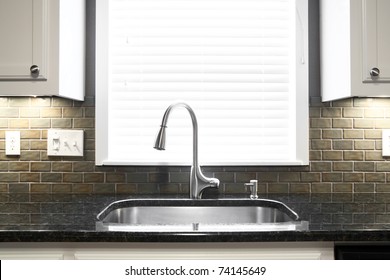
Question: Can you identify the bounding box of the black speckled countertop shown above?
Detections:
[0,193,390,243]
[2,229,390,243]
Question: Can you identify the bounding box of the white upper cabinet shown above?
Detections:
[320,0,390,101]
[0,0,85,101]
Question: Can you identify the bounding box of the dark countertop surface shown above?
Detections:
[0,193,390,243]
[1,229,390,243]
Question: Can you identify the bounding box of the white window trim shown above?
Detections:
[95,0,309,166]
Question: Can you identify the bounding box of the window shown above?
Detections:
[96,0,308,166]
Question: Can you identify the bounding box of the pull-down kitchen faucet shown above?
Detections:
[154,102,220,199]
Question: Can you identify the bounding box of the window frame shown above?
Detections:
[95,0,309,166]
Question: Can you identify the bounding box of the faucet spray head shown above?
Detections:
[154,125,167,150]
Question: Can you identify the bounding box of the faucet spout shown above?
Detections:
[154,102,220,199]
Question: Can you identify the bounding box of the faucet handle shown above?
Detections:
[244,180,258,200]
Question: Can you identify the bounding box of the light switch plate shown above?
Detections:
[47,129,84,156]
[5,131,20,156]
[382,129,390,157]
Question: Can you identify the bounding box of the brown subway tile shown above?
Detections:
[30,119,50,128]
[375,119,390,129]
[31,162,51,172]
[354,183,375,192]
[8,183,28,192]
[322,129,342,139]
[310,118,332,128]
[333,119,353,128]
[116,184,137,194]
[31,97,51,107]
[322,108,342,118]
[343,172,364,182]
[268,183,289,193]
[27,148,46,163]
[0,173,19,182]
[73,162,95,172]
[149,173,169,183]
[365,151,384,161]
[365,172,386,182]
[343,151,364,161]
[311,140,331,150]
[74,118,94,128]
[343,129,364,139]
[322,151,343,161]
[9,119,29,128]
[354,119,374,129]
[311,183,332,193]
[127,172,148,183]
[333,98,353,107]
[9,162,29,171]
[160,184,181,194]
[52,118,72,128]
[300,172,321,182]
[354,140,375,150]
[29,140,46,151]
[52,162,72,172]
[31,184,52,193]
[309,151,322,160]
[52,184,72,193]
[376,184,390,193]
[333,162,353,171]
[93,184,115,193]
[290,183,310,193]
[9,97,30,107]
[84,173,104,183]
[333,183,353,193]
[309,129,321,139]
[52,97,73,107]
[343,108,364,118]
[106,173,126,183]
[40,108,62,118]
[72,184,93,193]
[310,162,332,172]
[364,108,384,118]
[20,108,40,118]
[333,140,353,150]
[309,107,321,117]
[258,172,279,182]
[0,184,8,192]
[41,173,62,182]
[279,172,300,182]
[63,108,83,118]
[354,162,375,172]
[0,108,19,118]
[20,173,40,182]
[63,173,83,183]
[322,173,343,182]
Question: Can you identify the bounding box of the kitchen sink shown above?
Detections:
[96,199,309,232]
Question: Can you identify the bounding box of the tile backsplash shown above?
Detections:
[0,0,388,231]
[1,95,390,230]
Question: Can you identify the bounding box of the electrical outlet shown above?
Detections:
[47,129,84,156]
[382,129,390,157]
[5,131,20,156]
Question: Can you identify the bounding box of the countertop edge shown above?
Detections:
[1,230,390,243]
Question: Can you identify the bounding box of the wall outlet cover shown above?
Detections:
[47,129,84,156]
[382,129,390,157]
[5,131,20,156]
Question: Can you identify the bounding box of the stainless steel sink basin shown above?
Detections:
[96,199,309,232]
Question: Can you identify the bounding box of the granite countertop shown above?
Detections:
[2,228,390,243]
[0,193,390,243]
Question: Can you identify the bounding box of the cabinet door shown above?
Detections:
[0,0,47,81]
[362,0,390,83]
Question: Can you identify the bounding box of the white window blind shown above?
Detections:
[96,0,308,166]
